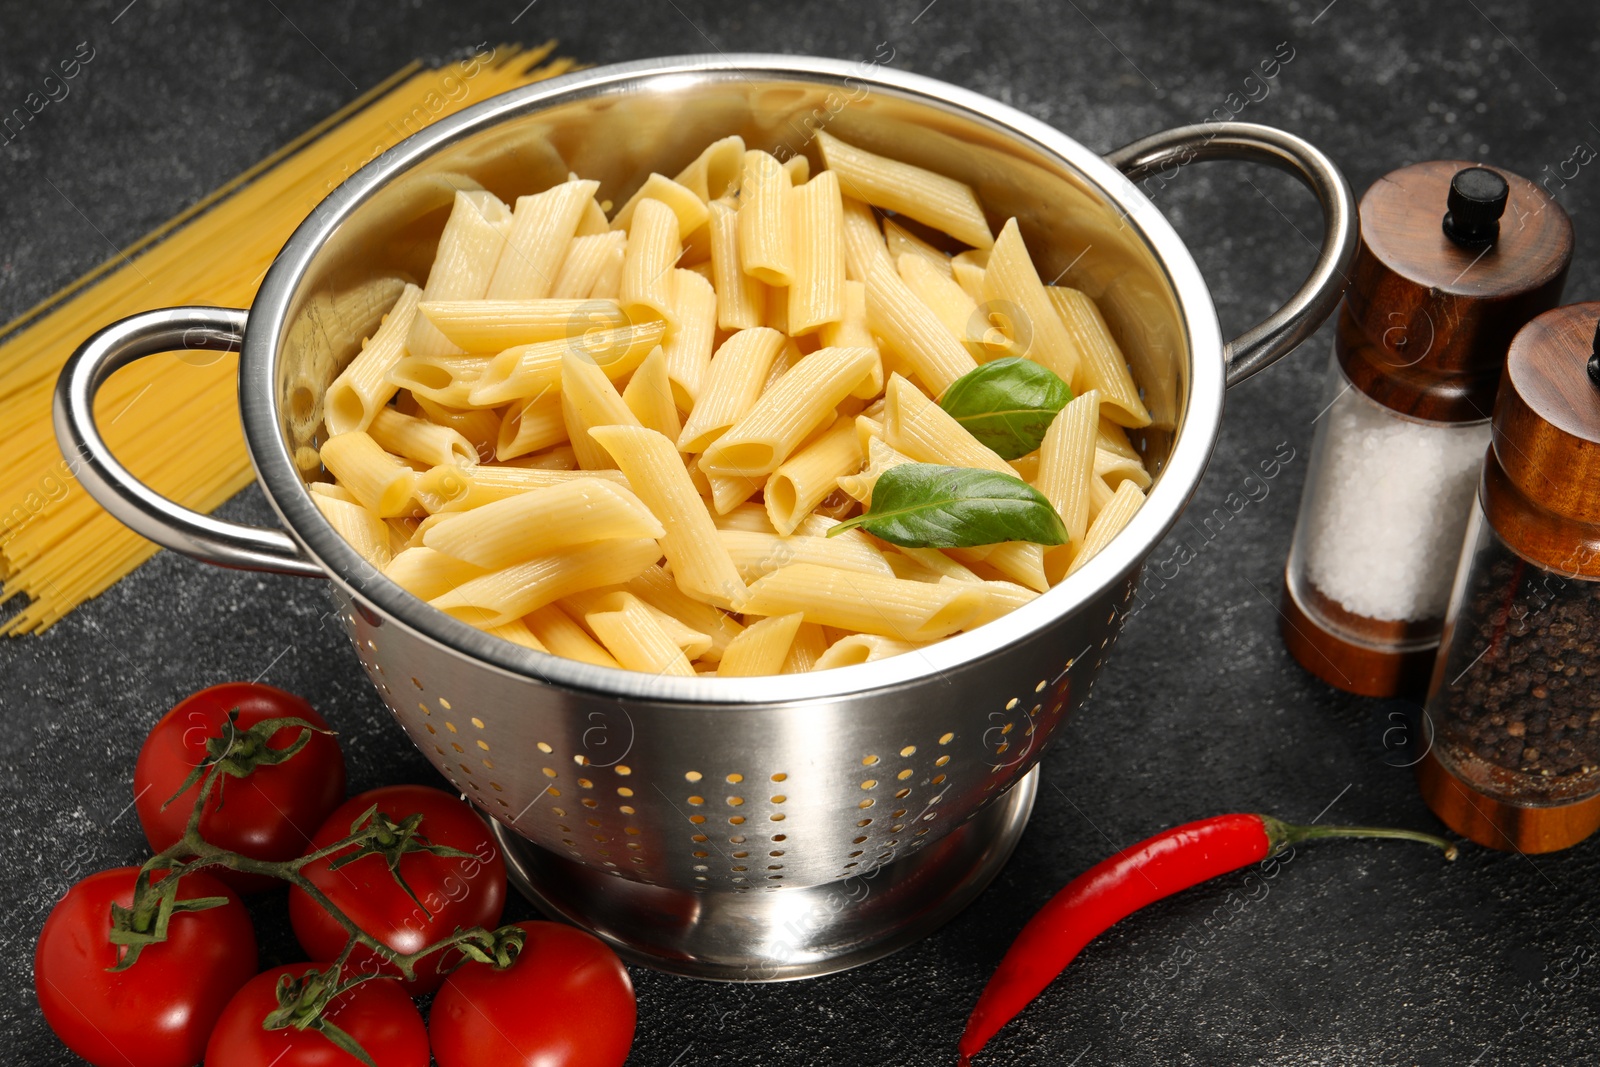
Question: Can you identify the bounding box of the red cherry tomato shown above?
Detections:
[205,964,427,1067]
[35,867,257,1067]
[288,785,505,995]
[430,921,636,1067]
[135,682,347,893]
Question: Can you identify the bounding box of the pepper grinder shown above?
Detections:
[1281,162,1573,697]
[1417,304,1600,853]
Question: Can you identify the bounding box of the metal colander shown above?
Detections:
[57,55,1355,980]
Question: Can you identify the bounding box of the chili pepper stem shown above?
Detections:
[1259,815,1459,860]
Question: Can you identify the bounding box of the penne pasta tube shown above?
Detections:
[407,190,512,361]
[611,173,710,237]
[884,217,953,277]
[882,374,1014,475]
[786,171,846,335]
[422,478,663,569]
[718,528,893,584]
[412,396,499,464]
[1070,479,1144,575]
[418,298,624,351]
[706,469,764,516]
[467,318,667,406]
[326,283,423,435]
[865,260,978,393]
[837,435,916,505]
[662,268,717,407]
[623,564,745,662]
[416,462,629,513]
[699,346,877,478]
[676,327,787,452]
[620,198,683,327]
[717,612,804,677]
[897,253,991,362]
[736,150,793,286]
[388,353,493,409]
[503,444,578,470]
[582,592,696,676]
[560,350,643,470]
[713,502,779,533]
[1094,445,1153,490]
[1097,418,1140,460]
[319,432,418,517]
[672,134,746,202]
[708,199,766,330]
[1046,286,1151,427]
[309,481,359,504]
[817,131,993,250]
[841,197,895,282]
[589,235,627,299]
[486,618,549,653]
[430,537,664,629]
[1035,390,1101,545]
[575,195,610,236]
[621,346,683,440]
[952,541,1049,592]
[495,391,567,461]
[818,279,876,353]
[525,603,621,669]
[781,153,810,185]
[550,231,627,300]
[384,547,488,601]
[982,218,1081,385]
[367,407,478,469]
[741,563,986,641]
[311,495,391,569]
[813,633,930,671]
[486,180,598,300]
[950,251,987,303]
[765,415,863,536]
[951,576,1041,626]
[563,588,713,661]
[782,621,829,673]
[588,425,747,609]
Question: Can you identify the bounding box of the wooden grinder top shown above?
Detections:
[1340,160,1573,423]
[1485,302,1600,577]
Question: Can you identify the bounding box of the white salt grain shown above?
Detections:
[1300,382,1489,622]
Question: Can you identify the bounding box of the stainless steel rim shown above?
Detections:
[238,53,1230,705]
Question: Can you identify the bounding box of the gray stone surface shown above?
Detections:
[2,1,1598,1064]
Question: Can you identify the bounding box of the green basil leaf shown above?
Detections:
[937,357,1072,460]
[829,463,1068,548]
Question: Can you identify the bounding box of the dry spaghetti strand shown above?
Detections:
[0,44,580,636]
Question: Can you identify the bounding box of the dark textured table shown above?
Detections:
[4,1,1598,1064]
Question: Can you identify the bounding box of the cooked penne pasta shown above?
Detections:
[326,283,423,435]
[717,612,804,676]
[309,134,1156,675]
[621,346,683,440]
[418,298,622,351]
[813,632,929,670]
[319,432,418,517]
[620,198,683,327]
[430,537,664,629]
[765,415,863,535]
[588,425,747,609]
[676,327,788,452]
[736,150,793,286]
[486,180,598,300]
[742,563,986,641]
[367,408,478,469]
[550,231,628,300]
[312,494,391,569]
[672,135,746,202]
[422,478,662,569]
[816,131,993,250]
[708,199,766,330]
[611,173,711,238]
[786,171,846,335]
[406,190,512,361]
[1046,286,1151,427]
[700,346,876,478]
[662,268,718,407]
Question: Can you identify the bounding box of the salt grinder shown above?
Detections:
[1417,304,1600,853]
[1281,162,1573,697]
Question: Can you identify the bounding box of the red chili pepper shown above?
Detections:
[957,813,1457,1064]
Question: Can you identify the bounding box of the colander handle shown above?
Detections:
[1106,121,1358,387]
[53,305,326,578]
